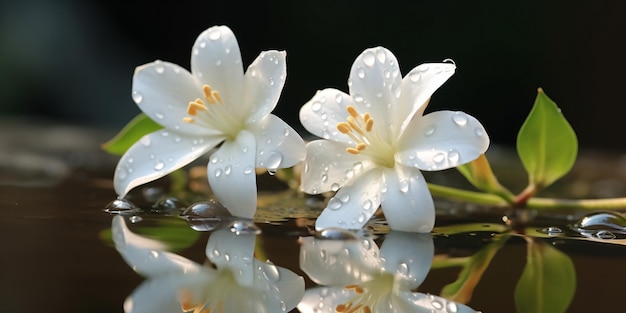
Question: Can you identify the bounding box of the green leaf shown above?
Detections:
[100,216,200,251]
[517,88,578,190]
[440,235,509,303]
[101,113,163,155]
[514,240,576,313]
[456,154,516,203]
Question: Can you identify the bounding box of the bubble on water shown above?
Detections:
[572,211,626,239]
[228,220,261,235]
[129,215,143,223]
[594,230,616,240]
[105,199,139,214]
[539,226,563,236]
[152,196,187,213]
[315,228,360,240]
[180,200,232,231]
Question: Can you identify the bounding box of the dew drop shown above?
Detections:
[595,230,617,239]
[448,149,460,164]
[215,168,223,178]
[353,162,363,171]
[224,165,232,175]
[154,111,165,119]
[357,212,366,223]
[399,179,410,193]
[160,131,169,137]
[116,167,128,180]
[311,101,322,112]
[140,136,151,147]
[353,95,364,103]
[331,183,340,192]
[452,112,468,126]
[417,64,429,73]
[447,301,458,313]
[409,71,421,83]
[376,49,387,64]
[321,174,328,183]
[357,67,365,79]
[433,152,446,164]
[339,193,350,203]
[132,91,143,104]
[475,127,484,137]
[215,59,222,66]
[155,65,165,74]
[335,94,343,104]
[243,166,254,175]
[345,169,354,179]
[430,299,444,310]
[265,151,283,172]
[212,249,221,257]
[540,226,563,236]
[283,127,290,136]
[363,199,373,211]
[263,260,281,282]
[397,262,409,275]
[362,51,376,67]
[362,239,371,250]
[208,28,221,40]
[153,160,165,171]
[424,125,436,136]
[328,197,343,210]
[315,228,359,240]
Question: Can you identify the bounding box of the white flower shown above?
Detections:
[299,47,489,232]
[112,216,304,313]
[297,230,477,313]
[114,25,305,218]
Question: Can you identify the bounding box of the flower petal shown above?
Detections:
[379,231,433,289]
[299,88,355,144]
[112,216,200,277]
[191,25,244,106]
[315,168,383,230]
[247,114,305,169]
[114,129,222,197]
[301,140,373,194]
[381,165,435,232]
[299,235,381,286]
[243,51,287,123]
[132,61,218,136]
[396,110,490,171]
[205,224,256,287]
[394,292,478,313]
[348,47,402,140]
[392,62,456,137]
[124,272,215,313]
[253,259,305,312]
[297,287,354,313]
[207,130,257,218]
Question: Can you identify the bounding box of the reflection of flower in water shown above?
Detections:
[298,229,477,312]
[112,216,304,312]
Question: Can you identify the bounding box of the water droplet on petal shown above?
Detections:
[116,167,128,180]
[447,301,458,313]
[424,125,436,136]
[331,183,340,192]
[376,49,387,64]
[335,94,343,104]
[397,262,409,275]
[363,199,373,211]
[154,111,165,119]
[224,165,232,175]
[244,166,254,175]
[433,152,446,164]
[265,151,283,173]
[357,67,365,79]
[129,215,143,223]
[339,193,350,203]
[357,212,366,223]
[353,94,364,103]
[215,168,223,178]
[442,58,456,65]
[448,149,460,164]
[362,51,376,67]
[452,112,468,126]
[263,260,281,282]
[153,160,165,171]
[208,28,221,40]
[328,197,343,210]
[399,179,410,193]
[132,91,143,104]
[155,65,165,74]
[475,127,484,137]
[409,71,421,83]
[140,136,151,147]
[311,101,322,112]
[321,174,328,183]
[315,228,359,240]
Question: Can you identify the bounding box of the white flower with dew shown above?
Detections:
[112,216,304,313]
[113,25,305,218]
[299,47,489,232]
[297,230,478,313]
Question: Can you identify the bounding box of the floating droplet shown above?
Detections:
[132,91,143,104]
[452,112,468,126]
[105,199,139,214]
[152,196,187,213]
[129,215,143,223]
[181,200,232,231]
[594,230,616,240]
[228,220,261,235]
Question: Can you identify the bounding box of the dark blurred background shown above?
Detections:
[1,0,625,150]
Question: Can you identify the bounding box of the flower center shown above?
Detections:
[334,274,394,313]
[336,105,395,168]
[183,84,242,140]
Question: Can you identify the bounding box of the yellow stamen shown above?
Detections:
[346,105,358,118]
[203,85,222,104]
[365,118,374,132]
[187,100,208,115]
[346,304,362,313]
[346,147,360,155]
[336,304,347,312]
[183,117,195,123]
[363,306,372,313]
[211,90,222,104]
[337,122,352,134]
[347,117,365,135]
[356,143,366,151]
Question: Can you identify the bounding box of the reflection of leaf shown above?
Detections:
[516,88,577,190]
[514,239,576,313]
[101,113,163,155]
[100,217,199,251]
[440,234,509,303]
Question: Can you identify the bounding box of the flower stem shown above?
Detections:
[427,183,509,206]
